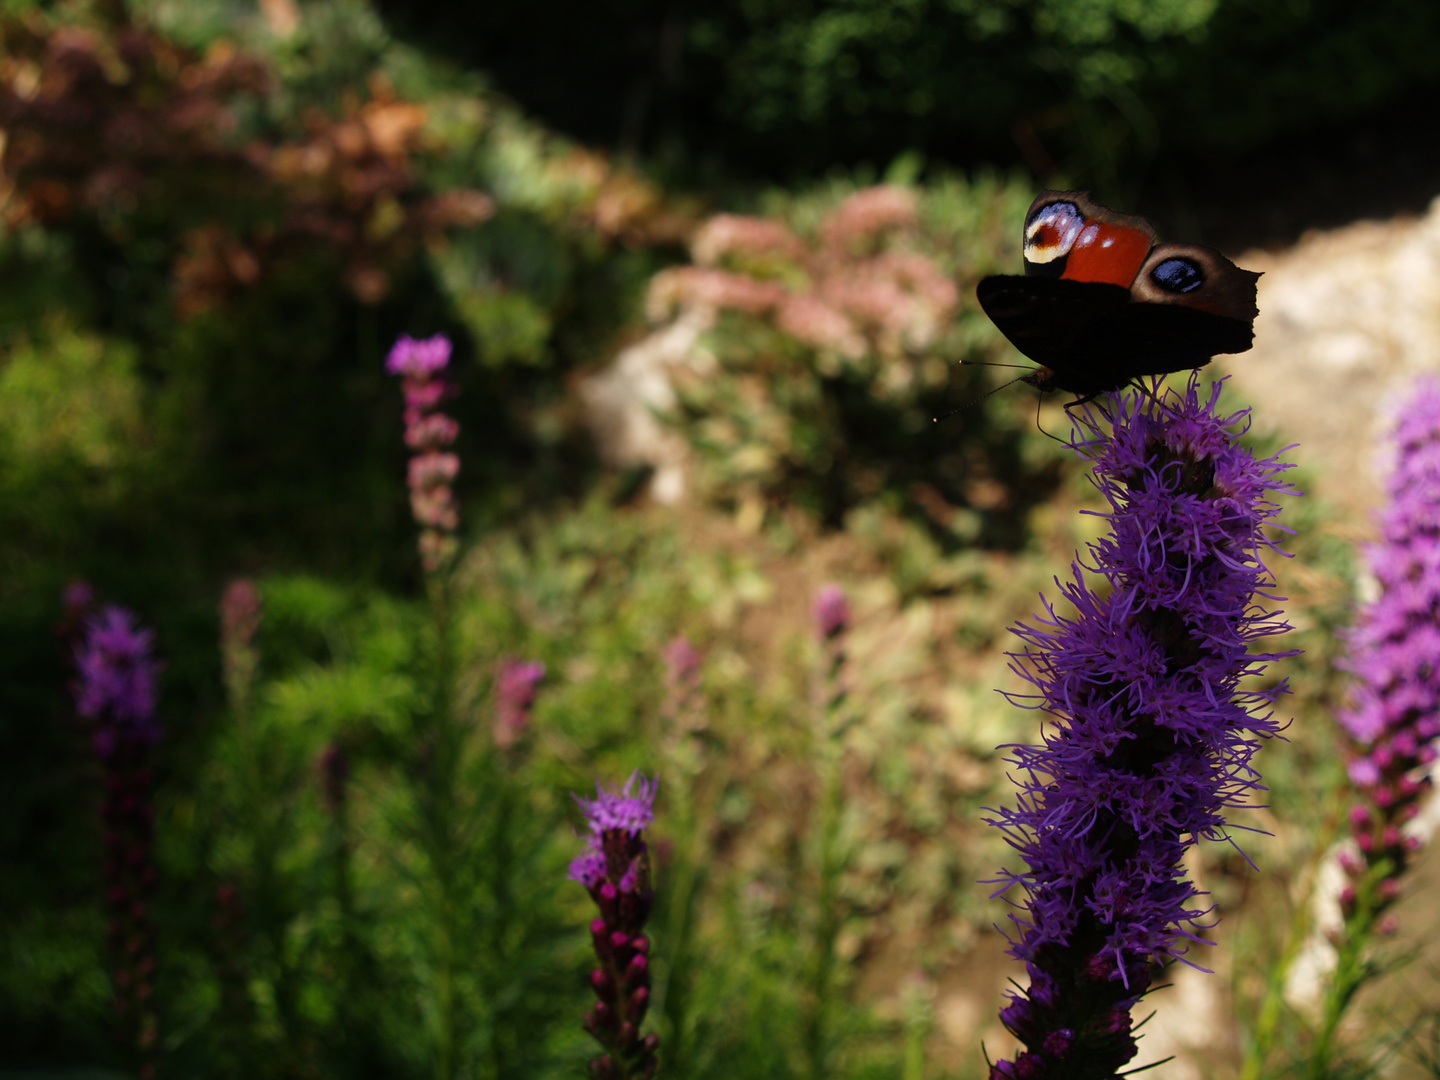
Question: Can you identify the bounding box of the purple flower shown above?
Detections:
[662,636,701,693]
[570,772,661,1080]
[75,607,162,754]
[1336,376,1440,917]
[986,377,1296,1079]
[813,583,850,640]
[493,657,545,752]
[386,333,461,572]
[572,771,659,842]
[569,840,609,890]
[385,333,452,377]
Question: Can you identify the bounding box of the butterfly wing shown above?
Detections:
[979,199,1261,397]
[976,275,1132,370]
[1101,242,1261,379]
[1023,191,1156,286]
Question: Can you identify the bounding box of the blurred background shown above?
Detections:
[5,0,1440,1077]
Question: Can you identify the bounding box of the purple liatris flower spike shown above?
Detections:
[386,333,460,573]
[73,605,164,1076]
[570,772,661,1080]
[1336,376,1440,920]
[76,606,162,756]
[986,376,1296,1080]
[493,657,545,752]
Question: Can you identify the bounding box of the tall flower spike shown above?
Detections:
[986,376,1296,1079]
[73,605,164,1078]
[1336,376,1440,921]
[570,772,661,1080]
[386,333,460,573]
[220,579,262,718]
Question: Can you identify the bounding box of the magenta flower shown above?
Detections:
[570,772,661,1080]
[494,657,545,752]
[386,333,460,572]
[986,377,1296,1079]
[1336,376,1440,918]
[75,606,162,756]
[813,583,850,641]
[386,333,452,377]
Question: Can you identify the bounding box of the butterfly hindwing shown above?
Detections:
[975,275,1132,370]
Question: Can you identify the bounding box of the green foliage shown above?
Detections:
[389,0,1440,197]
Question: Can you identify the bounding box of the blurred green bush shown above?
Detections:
[380,0,1440,197]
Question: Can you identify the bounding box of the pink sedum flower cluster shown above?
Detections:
[646,185,957,363]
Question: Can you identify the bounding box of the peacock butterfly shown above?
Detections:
[976,190,1260,399]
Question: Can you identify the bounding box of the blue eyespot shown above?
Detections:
[1151,257,1204,294]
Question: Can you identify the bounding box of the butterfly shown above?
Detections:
[976,190,1260,400]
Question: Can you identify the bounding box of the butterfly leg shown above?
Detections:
[1034,390,1069,445]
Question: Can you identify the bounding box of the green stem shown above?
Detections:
[1303,867,1389,1080]
[805,764,842,1080]
[426,573,460,1080]
[655,801,707,1068]
[805,642,847,1080]
[1237,782,1348,1080]
[482,770,511,1080]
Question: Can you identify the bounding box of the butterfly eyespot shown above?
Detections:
[1024,202,1084,265]
[1150,257,1204,294]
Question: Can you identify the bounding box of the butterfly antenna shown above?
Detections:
[958,358,1032,372]
[933,371,1032,424]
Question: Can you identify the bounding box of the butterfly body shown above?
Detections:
[977,191,1260,398]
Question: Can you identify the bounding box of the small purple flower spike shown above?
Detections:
[75,606,162,753]
[494,657,545,752]
[1336,376,1440,919]
[570,772,661,1080]
[386,333,461,572]
[662,637,701,695]
[813,583,850,640]
[986,376,1296,1079]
